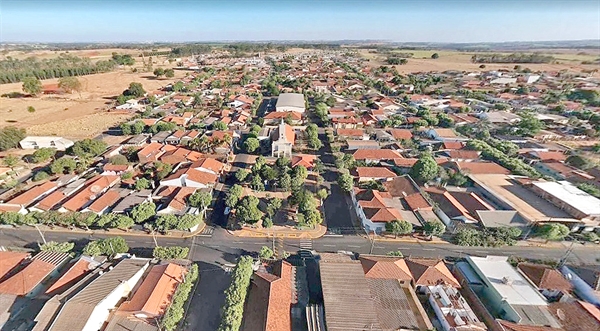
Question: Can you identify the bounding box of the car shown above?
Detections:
[224,207,231,215]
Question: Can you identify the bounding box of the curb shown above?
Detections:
[228,225,327,239]
[12,222,207,240]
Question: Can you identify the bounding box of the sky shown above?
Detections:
[1,0,599,43]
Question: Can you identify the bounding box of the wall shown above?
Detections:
[453,265,503,331]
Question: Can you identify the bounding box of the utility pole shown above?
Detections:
[34,224,47,245]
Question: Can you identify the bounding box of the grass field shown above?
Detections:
[359,48,600,75]
[0,56,186,139]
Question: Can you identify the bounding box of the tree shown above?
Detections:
[265,197,283,217]
[235,169,250,182]
[31,148,56,163]
[278,173,292,191]
[27,106,36,113]
[155,214,179,232]
[110,215,135,230]
[386,251,404,257]
[243,137,260,153]
[515,112,544,136]
[153,246,189,259]
[109,154,129,165]
[71,138,107,158]
[410,153,439,182]
[455,228,483,246]
[22,76,42,95]
[385,220,413,238]
[217,256,253,331]
[337,173,354,193]
[225,184,243,208]
[58,76,82,95]
[176,214,202,231]
[50,157,77,174]
[431,53,439,59]
[235,196,262,224]
[129,202,156,223]
[164,68,175,78]
[259,246,274,259]
[262,218,273,228]
[124,82,146,98]
[213,121,227,131]
[33,171,50,182]
[0,126,26,151]
[316,188,329,201]
[134,178,150,191]
[153,68,165,78]
[2,154,19,170]
[188,191,212,210]
[423,220,446,238]
[39,241,74,253]
[83,237,129,257]
[537,223,570,241]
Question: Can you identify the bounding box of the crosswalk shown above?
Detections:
[198,226,214,237]
[299,239,313,258]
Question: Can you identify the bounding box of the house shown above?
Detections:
[346,140,380,150]
[533,160,595,184]
[454,256,560,328]
[528,181,600,222]
[425,285,486,331]
[359,255,413,284]
[159,165,219,188]
[291,154,317,169]
[123,134,148,147]
[271,120,295,158]
[263,111,303,125]
[426,129,468,142]
[59,175,120,212]
[19,136,74,151]
[352,149,403,164]
[318,254,383,331]
[336,128,369,140]
[156,187,197,215]
[109,263,186,325]
[82,189,122,215]
[149,131,172,144]
[479,111,521,124]
[44,258,150,331]
[0,251,30,280]
[241,261,293,331]
[355,167,397,182]
[137,142,167,164]
[111,190,152,214]
[5,181,58,208]
[352,188,418,233]
[425,187,494,225]
[275,93,305,113]
[517,263,573,301]
[548,300,600,331]
[0,251,70,297]
[389,129,413,141]
[405,258,460,289]
[451,161,510,175]
[475,210,530,231]
[45,255,104,297]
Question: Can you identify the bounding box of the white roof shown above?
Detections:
[275,93,305,109]
[467,256,547,306]
[532,181,600,216]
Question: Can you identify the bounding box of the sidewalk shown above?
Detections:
[229,224,327,239]
[368,234,452,244]
[11,222,207,239]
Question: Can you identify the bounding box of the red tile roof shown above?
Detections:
[86,189,121,213]
[35,190,66,211]
[405,258,460,288]
[191,157,225,173]
[119,263,186,318]
[264,111,302,120]
[403,193,432,211]
[389,129,413,140]
[517,263,573,293]
[61,175,120,212]
[0,259,56,295]
[45,258,93,296]
[356,167,397,179]
[359,255,413,281]
[454,161,510,175]
[0,252,29,280]
[353,149,403,161]
[7,181,57,206]
[336,128,366,137]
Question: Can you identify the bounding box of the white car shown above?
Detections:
[224,207,231,215]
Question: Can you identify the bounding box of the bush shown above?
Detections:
[153,246,190,259]
[39,241,74,253]
[33,171,50,182]
[83,237,129,257]
[536,223,570,241]
[161,264,199,331]
[259,246,274,259]
[455,227,521,247]
[0,126,26,151]
[217,256,253,331]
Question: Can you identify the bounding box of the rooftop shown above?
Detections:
[531,181,600,216]
[275,93,305,109]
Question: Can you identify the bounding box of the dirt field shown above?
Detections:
[0,66,187,139]
[358,49,600,75]
[0,48,171,61]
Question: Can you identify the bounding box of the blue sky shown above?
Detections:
[1,0,599,42]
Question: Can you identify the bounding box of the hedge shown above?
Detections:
[161,264,199,331]
[217,256,254,331]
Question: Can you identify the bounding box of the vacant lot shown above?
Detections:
[0,66,186,139]
[359,49,600,75]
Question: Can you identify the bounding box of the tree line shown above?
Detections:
[0,54,118,84]
[470,53,555,64]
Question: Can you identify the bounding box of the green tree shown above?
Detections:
[213,121,228,131]
[259,246,274,259]
[537,223,570,241]
[410,153,439,182]
[316,188,329,201]
[31,148,56,163]
[153,246,189,259]
[176,214,203,231]
[83,237,129,257]
[124,82,146,98]
[188,191,212,210]
[262,218,273,228]
[22,76,42,95]
[109,154,129,165]
[265,197,283,217]
[515,112,544,136]
[39,241,74,253]
[27,106,36,113]
[431,53,439,59]
[58,76,82,95]
[153,68,165,78]
[217,256,253,331]
[0,126,26,151]
[423,220,446,238]
[225,184,243,208]
[155,214,179,232]
[129,202,156,223]
[235,169,250,182]
[134,178,151,191]
[164,68,175,78]
[50,156,77,174]
[2,154,20,170]
[235,196,262,224]
[337,173,354,193]
[110,215,135,230]
[455,228,483,246]
[243,137,260,153]
[278,173,292,191]
[33,171,50,182]
[71,138,107,158]
[385,220,413,238]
